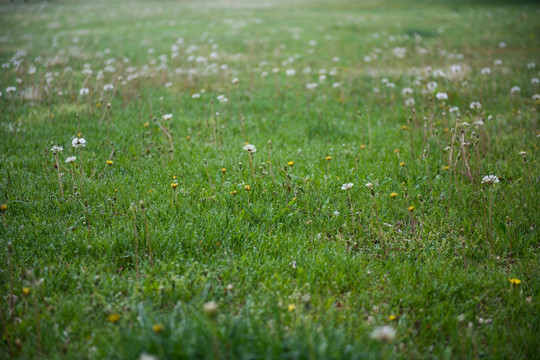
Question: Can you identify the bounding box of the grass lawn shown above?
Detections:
[0,0,539,358]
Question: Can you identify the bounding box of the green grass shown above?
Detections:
[0,0,539,359]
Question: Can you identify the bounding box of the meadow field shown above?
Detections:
[0,0,539,358]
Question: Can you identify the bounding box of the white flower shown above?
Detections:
[436,92,448,100]
[332,211,340,217]
[510,86,521,94]
[306,83,317,90]
[494,59,502,66]
[470,101,482,110]
[72,138,86,148]
[370,326,396,342]
[531,78,539,85]
[65,156,76,163]
[243,144,257,153]
[203,301,218,314]
[6,86,16,94]
[138,354,158,360]
[286,69,296,76]
[50,145,63,153]
[332,82,341,88]
[162,114,173,120]
[401,87,413,96]
[217,94,228,103]
[533,94,540,100]
[449,106,459,113]
[481,67,491,75]
[341,183,354,191]
[231,77,239,84]
[427,81,437,91]
[405,98,415,107]
[482,175,499,184]
[103,84,114,91]
[191,93,200,99]
[79,88,89,96]
[527,62,536,69]
[450,64,462,74]
[365,183,373,190]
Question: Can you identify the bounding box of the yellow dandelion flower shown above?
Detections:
[390,192,397,198]
[399,162,405,167]
[106,160,113,166]
[388,315,397,321]
[22,287,30,295]
[96,102,101,108]
[408,206,415,211]
[394,148,400,153]
[230,190,237,196]
[287,161,294,167]
[401,125,408,130]
[509,278,521,285]
[444,128,450,133]
[186,135,191,141]
[442,166,450,170]
[288,304,296,312]
[0,204,7,212]
[171,183,178,190]
[152,324,164,333]
[360,144,366,150]
[108,313,120,323]
[173,176,177,180]
[77,132,82,137]
[144,122,149,128]
[221,168,227,174]
[244,185,250,192]
[325,156,332,161]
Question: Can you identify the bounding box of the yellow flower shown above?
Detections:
[152,324,164,333]
[401,125,408,130]
[442,166,450,170]
[171,183,178,190]
[390,192,397,198]
[108,313,120,323]
[173,176,177,180]
[325,156,332,161]
[288,304,296,312]
[22,287,30,295]
[106,160,113,166]
[77,132,82,137]
[388,315,397,321]
[287,161,294,167]
[221,168,227,174]
[186,136,191,141]
[394,148,400,153]
[509,278,521,285]
[444,128,450,133]
[96,102,101,108]
[408,206,415,211]
[360,144,366,150]
[399,162,405,167]
[144,122,149,128]
[0,204,7,212]
[244,185,250,192]
[230,190,237,196]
